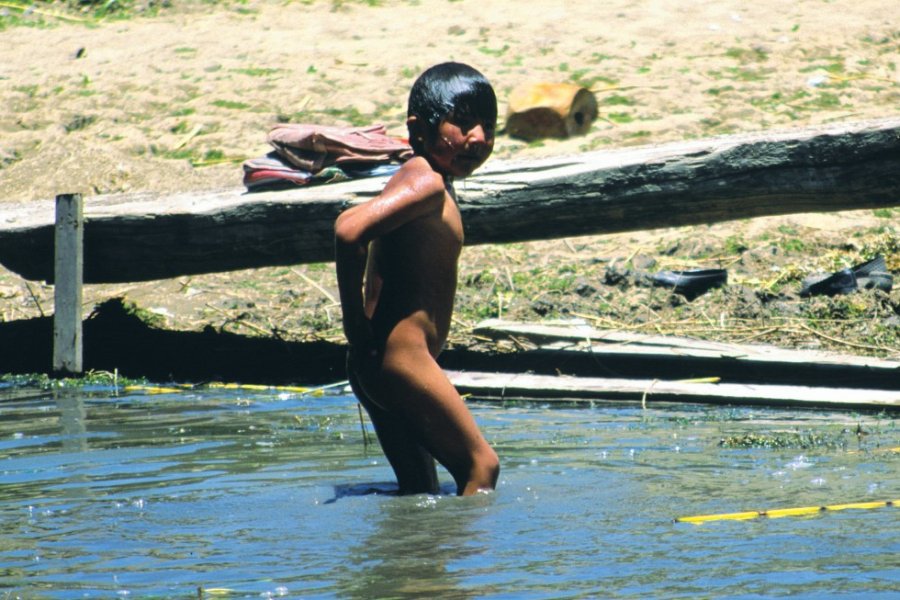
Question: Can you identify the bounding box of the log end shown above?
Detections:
[506,83,598,141]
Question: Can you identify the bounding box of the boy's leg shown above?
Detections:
[378,350,499,496]
[349,370,440,495]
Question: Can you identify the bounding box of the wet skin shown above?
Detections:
[334,115,498,496]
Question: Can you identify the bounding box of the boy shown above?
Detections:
[334,62,499,496]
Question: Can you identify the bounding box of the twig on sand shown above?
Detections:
[204,302,273,337]
[795,322,896,355]
[24,281,45,317]
[291,268,337,304]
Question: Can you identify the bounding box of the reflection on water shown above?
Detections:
[1,384,897,598]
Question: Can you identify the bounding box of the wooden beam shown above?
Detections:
[473,319,900,368]
[1,117,899,283]
[447,371,900,411]
[52,193,83,375]
[471,319,900,389]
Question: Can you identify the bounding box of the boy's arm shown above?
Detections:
[334,158,446,348]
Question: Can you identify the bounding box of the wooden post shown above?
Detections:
[53,193,83,375]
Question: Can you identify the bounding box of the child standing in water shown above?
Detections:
[334,62,499,496]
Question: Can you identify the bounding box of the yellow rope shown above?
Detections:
[676,499,897,524]
[123,380,350,396]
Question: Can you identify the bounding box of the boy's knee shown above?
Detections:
[472,446,500,489]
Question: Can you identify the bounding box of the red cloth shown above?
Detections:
[267,123,412,172]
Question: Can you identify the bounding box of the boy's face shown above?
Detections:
[424,113,495,178]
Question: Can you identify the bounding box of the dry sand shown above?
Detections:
[0,0,898,360]
[2,0,898,201]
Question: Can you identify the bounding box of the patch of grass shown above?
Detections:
[13,84,39,97]
[719,430,849,449]
[806,91,842,109]
[707,66,772,83]
[316,106,370,127]
[777,224,798,236]
[63,114,96,132]
[589,52,616,63]
[232,67,286,78]
[0,148,23,169]
[601,94,635,107]
[212,99,250,110]
[623,130,652,141]
[724,235,748,255]
[170,120,192,134]
[477,44,509,57]
[780,238,807,253]
[606,112,633,124]
[0,370,147,390]
[799,58,846,75]
[725,46,770,63]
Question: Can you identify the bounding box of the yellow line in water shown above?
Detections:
[124,380,350,396]
[123,385,184,395]
[207,382,312,393]
[676,499,898,524]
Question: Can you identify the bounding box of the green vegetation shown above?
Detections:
[211,99,251,110]
[719,429,850,449]
[232,67,286,78]
[724,46,770,63]
[0,370,147,389]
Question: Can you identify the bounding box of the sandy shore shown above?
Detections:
[1,0,898,202]
[1,1,898,369]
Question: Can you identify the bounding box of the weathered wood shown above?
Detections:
[472,319,900,390]
[474,319,900,367]
[447,371,900,411]
[1,117,899,283]
[52,193,83,375]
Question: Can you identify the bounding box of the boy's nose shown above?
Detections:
[466,123,491,147]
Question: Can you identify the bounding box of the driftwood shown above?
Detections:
[448,371,900,410]
[1,116,899,283]
[473,318,900,375]
[458,319,900,410]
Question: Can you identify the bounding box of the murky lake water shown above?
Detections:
[1,383,898,598]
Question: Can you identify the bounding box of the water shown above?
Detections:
[1,384,898,598]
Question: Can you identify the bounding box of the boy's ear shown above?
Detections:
[407,115,424,141]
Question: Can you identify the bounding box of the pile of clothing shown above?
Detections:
[242,123,413,192]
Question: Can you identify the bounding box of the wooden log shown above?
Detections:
[505,82,598,140]
[52,193,83,375]
[1,116,899,283]
[447,370,900,411]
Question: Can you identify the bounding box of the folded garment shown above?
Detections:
[799,255,893,297]
[267,123,413,172]
[242,151,401,192]
[242,152,312,191]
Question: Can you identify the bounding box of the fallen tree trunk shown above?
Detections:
[1,116,899,283]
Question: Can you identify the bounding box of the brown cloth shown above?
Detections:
[267,123,413,172]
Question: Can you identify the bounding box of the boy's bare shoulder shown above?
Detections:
[385,156,446,199]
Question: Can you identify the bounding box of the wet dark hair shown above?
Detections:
[407,62,497,155]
